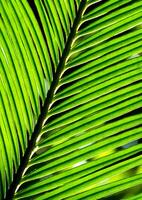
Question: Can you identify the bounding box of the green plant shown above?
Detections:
[0,0,142,199]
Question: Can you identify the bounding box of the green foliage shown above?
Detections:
[0,0,142,199]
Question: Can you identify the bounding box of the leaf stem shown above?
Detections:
[5,0,87,199]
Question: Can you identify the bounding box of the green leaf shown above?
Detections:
[0,0,142,199]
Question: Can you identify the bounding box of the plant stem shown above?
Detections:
[5,0,87,199]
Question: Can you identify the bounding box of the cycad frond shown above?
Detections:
[0,0,142,199]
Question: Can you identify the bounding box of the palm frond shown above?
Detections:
[0,0,142,199]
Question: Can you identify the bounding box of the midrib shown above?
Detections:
[6,0,87,199]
